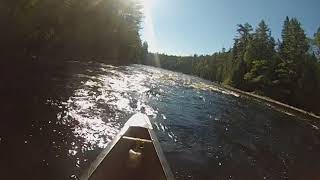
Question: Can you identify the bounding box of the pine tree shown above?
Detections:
[314,27,320,58]
[280,18,309,63]
[275,17,309,101]
[230,23,253,87]
[141,41,149,63]
[279,16,290,59]
[243,20,275,92]
[315,27,320,47]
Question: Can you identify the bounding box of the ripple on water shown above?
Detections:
[42,64,320,180]
[47,65,160,154]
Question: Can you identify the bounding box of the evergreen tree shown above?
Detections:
[230,23,253,87]
[315,27,320,47]
[275,17,309,102]
[314,27,320,58]
[243,20,276,92]
[142,42,149,55]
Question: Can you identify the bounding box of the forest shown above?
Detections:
[144,18,320,115]
[0,0,146,64]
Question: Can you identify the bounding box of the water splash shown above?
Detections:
[48,65,160,153]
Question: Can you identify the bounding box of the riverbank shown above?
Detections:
[222,84,320,120]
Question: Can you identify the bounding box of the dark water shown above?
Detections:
[1,62,320,180]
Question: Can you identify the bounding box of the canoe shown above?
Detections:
[80,113,174,180]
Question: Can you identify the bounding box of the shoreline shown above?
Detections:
[222,84,320,120]
[147,64,320,120]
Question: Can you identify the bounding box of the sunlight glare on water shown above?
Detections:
[49,65,171,154]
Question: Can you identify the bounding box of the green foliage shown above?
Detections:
[0,0,145,63]
[244,60,269,89]
[313,27,320,58]
[135,41,148,64]
[148,17,320,114]
[272,17,310,101]
[243,20,276,92]
[230,23,253,87]
[244,20,275,64]
[314,27,320,47]
[279,17,309,62]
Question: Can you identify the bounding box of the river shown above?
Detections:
[0,62,319,180]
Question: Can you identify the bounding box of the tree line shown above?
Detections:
[0,0,145,64]
[144,17,320,114]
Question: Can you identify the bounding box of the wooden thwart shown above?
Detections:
[122,136,153,143]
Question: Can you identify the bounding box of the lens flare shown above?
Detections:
[140,0,151,13]
[140,0,161,67]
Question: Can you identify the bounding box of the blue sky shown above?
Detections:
[140,0,320,56]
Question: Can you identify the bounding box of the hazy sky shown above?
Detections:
[140,0,320,56]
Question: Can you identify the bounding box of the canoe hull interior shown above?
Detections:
[80,113,174,180]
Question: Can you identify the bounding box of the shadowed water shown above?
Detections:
[0,62,319,180]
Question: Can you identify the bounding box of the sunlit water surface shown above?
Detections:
[1,62,319,180]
